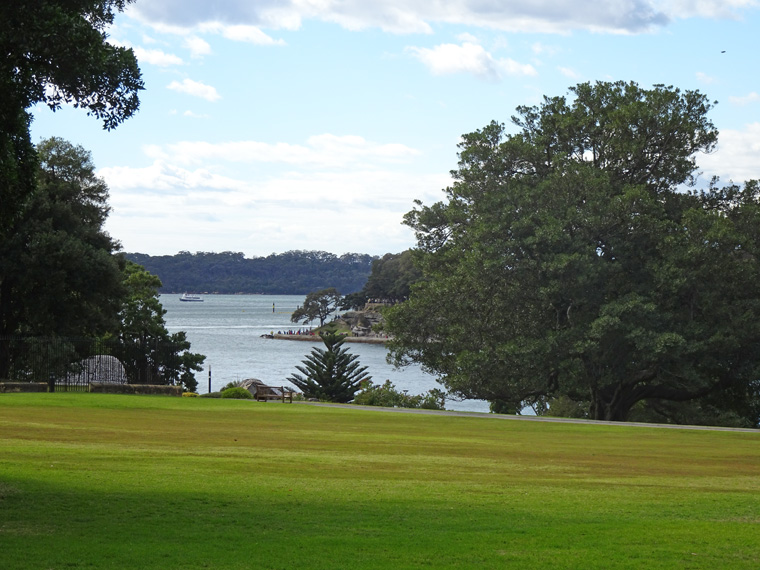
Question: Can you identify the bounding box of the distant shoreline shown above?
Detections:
[267,333,388,344]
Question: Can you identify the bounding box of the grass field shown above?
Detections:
[0,393,758,569]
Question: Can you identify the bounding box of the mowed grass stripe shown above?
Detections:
[0,393,757,569]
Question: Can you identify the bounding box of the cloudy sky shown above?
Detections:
[30,0,760,258]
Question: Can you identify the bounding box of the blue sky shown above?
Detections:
[30,0,760,257]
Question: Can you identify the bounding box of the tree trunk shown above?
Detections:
[591,387,634,422]
[0,279,13,379]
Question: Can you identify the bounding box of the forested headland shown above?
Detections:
[125,250,377,294]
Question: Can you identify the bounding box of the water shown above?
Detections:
[162,294,490,413]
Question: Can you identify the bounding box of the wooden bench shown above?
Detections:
[254,385,294,403]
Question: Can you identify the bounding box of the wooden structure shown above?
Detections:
[239,378,294,403]
[254,384,294,403]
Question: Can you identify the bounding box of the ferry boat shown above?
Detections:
[179,293,203,302]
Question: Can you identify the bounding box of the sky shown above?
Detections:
[29,0,760,258]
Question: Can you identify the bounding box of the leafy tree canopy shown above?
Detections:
[0,0,142,237]
[363,250,422,302]
[1,0,143,381]
[339,250,423,310]
[291,287,342,327]
[0,137,124,342]
[386,81,760,426]
[287,326,371,402]
[113,261,205,391]
[0,0,143,129]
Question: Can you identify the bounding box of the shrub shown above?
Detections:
[199,391,222,398]
[182,392,199,397]
[546,396,589,419]
[220,387,253,399]
[353,380,445,410]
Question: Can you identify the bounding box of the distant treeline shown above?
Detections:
[125,251,377,295]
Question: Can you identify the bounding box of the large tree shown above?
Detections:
[0,138,126,377]
[0,0,142,237]
[340,250,422,310]
[1,137,125,333]
[363,250,422,302]
[113,261,205,391]
[0,1,142,377]
[288,327,371,402]
[386,81,760,426]
[291,287,342,327]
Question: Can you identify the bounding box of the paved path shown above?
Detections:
[296,401,759,433]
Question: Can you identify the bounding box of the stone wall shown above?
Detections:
[0,382,48,393]
[89,383,183,396]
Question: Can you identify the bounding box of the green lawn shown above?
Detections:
[0,393,758,569]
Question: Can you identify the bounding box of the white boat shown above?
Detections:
[180,293,203,302]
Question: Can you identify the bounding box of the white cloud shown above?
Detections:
[126,0,760,38]
[133,47,184,66]
[198,22,286,45]
[143,134,420,168]
[558,66,580,79]
[100,161,247,193]
[129,0,679,36]
[656,0,757,19]
[100,156,448,256]
[456,32,480,43]
[699,123,760,182]
[105,191,421,257]
[532,42,561,56]
[407,42,536,80]
[729,92,760,105]
[167,78,221,101]
[183,35,212,57]
[696,71,716,84]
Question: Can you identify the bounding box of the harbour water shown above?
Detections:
[162,294,490,412]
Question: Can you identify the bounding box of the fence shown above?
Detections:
[0,336,185,392]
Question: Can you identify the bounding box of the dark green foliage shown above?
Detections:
[113,261,205,392]
[1,0,142,377]
[220,387,253,399]
[0,0,142,248]
[0,107,36,245]
[288,327,371,402]
[387,81,760,426]
[291,287,342,326]
[544,396,589,419]
[0,138,125,378]
[339,250,422,310]
[0,0,142,130]
[125,250,376,294]
[339,291,368,311]
[353,380,445,410]
[221,380,245,391]
[362,250,422,301]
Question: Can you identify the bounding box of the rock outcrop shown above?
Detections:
[336,309,385,338]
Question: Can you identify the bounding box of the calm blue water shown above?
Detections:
[161,294,490,412]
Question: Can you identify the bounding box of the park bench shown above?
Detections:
[254,384,294,403]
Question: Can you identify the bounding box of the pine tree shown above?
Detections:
[288,327,371,403]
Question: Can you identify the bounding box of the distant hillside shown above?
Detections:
[125,250,377,295]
